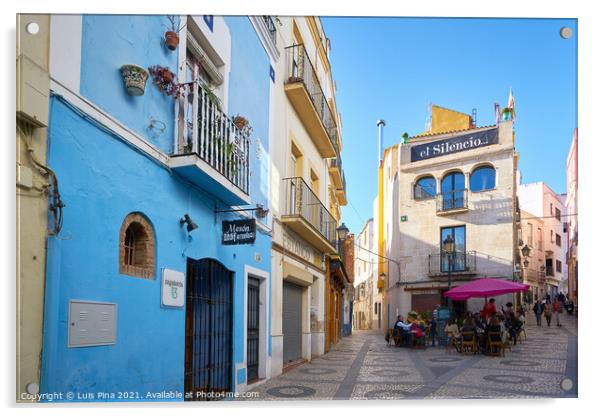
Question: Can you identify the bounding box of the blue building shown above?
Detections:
[41,15,276,401]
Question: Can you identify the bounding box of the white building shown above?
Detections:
[517,182,568,298]
[380,106,519,321]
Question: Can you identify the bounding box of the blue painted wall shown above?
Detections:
[41,15,272,401]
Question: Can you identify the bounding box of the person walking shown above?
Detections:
[553,296,563,327]
[544,300,553,327]
[532,300,543,326]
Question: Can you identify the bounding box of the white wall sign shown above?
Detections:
[162,268,185,308]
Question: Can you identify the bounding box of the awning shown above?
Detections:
[283,261,314,287]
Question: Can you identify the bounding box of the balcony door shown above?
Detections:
[441,172,465,210]
[440,225,466,272]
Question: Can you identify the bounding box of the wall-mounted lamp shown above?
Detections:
[180,214,198,233]
[255,203,269,219]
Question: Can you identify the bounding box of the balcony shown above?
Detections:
[284,44,338,158]
[436,189,468,214]
[261,16,277,46]
[427,251,477,277]
[282,177,337,253]
[336,170,347,205]
[169,81,251,206]
[328,152,347,205]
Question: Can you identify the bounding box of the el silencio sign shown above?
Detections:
[410,128,499,162]
[222,218,256,245]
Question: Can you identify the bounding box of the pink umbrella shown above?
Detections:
[443,278,529,301]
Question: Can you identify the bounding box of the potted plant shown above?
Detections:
[148,65,182,99]
[120,64,149,96]
[233,115,248,130]
[164,15,186,51]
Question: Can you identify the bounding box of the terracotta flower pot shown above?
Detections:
[120,64,149,96]
[165,31,179,51]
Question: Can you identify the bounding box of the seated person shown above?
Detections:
[461,316,477,336]
[410,321,425,340]
[393,315,412,346]
[474,314,486,332]
[501,302,514,320]
[444,318,460,345]
[483,315,502,352]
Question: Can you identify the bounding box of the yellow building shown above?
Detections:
[16,14,51,401]
[269,16,347,377]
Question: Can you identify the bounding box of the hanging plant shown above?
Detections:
[148,65,184,99]
[164,15,187,51]
[120,64,149,96]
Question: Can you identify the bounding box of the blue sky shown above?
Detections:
[322,17,577,234]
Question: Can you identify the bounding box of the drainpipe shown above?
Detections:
[377,119,385,165]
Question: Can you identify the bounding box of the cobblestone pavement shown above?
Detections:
[241,312,577,401]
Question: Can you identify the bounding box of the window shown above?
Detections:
[440,225,466,272]
[527,223,533,246]
[374,302,378,314]
[119,213,155,279]
[441,171,466,210]
[555,208,561,221]
[556,260,562,273]
[537,228,542,250]
[550,230,554,243]
[546,259,554,276]
[414,176,436,200]
[470,165,496,192]
[556,233,561,247]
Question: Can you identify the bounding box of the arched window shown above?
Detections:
[441,171,466,210]
[414,176,436,200]
[470,165,496,192]
[119,213,155,279]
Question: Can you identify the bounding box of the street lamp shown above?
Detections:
[336,222,349,241]
[336,222,349,254]
[521,244,531,258]
[442,235,455,309]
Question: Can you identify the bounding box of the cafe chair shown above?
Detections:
[460,332,478,355]
[517,327,527,343]
[445,332,459,354]
[487,331,505,357]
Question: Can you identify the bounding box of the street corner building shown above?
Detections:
[18,14,277,401]
[378,105,519,323]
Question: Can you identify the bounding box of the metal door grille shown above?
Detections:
[247,277,260,382]
[185,258,233,401]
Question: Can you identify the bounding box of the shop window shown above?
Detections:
[413,175,436,200]
[470,165,496,192]
[119,213,155,279]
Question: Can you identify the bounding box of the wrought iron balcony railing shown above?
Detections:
[436,189,468,212]
[176,81,250,195]
[285,44,338,150]
[283,177,337,247]
[428,251,477,276]
[261,16,277,46]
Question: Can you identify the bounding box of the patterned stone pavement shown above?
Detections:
[241,312,577,401]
